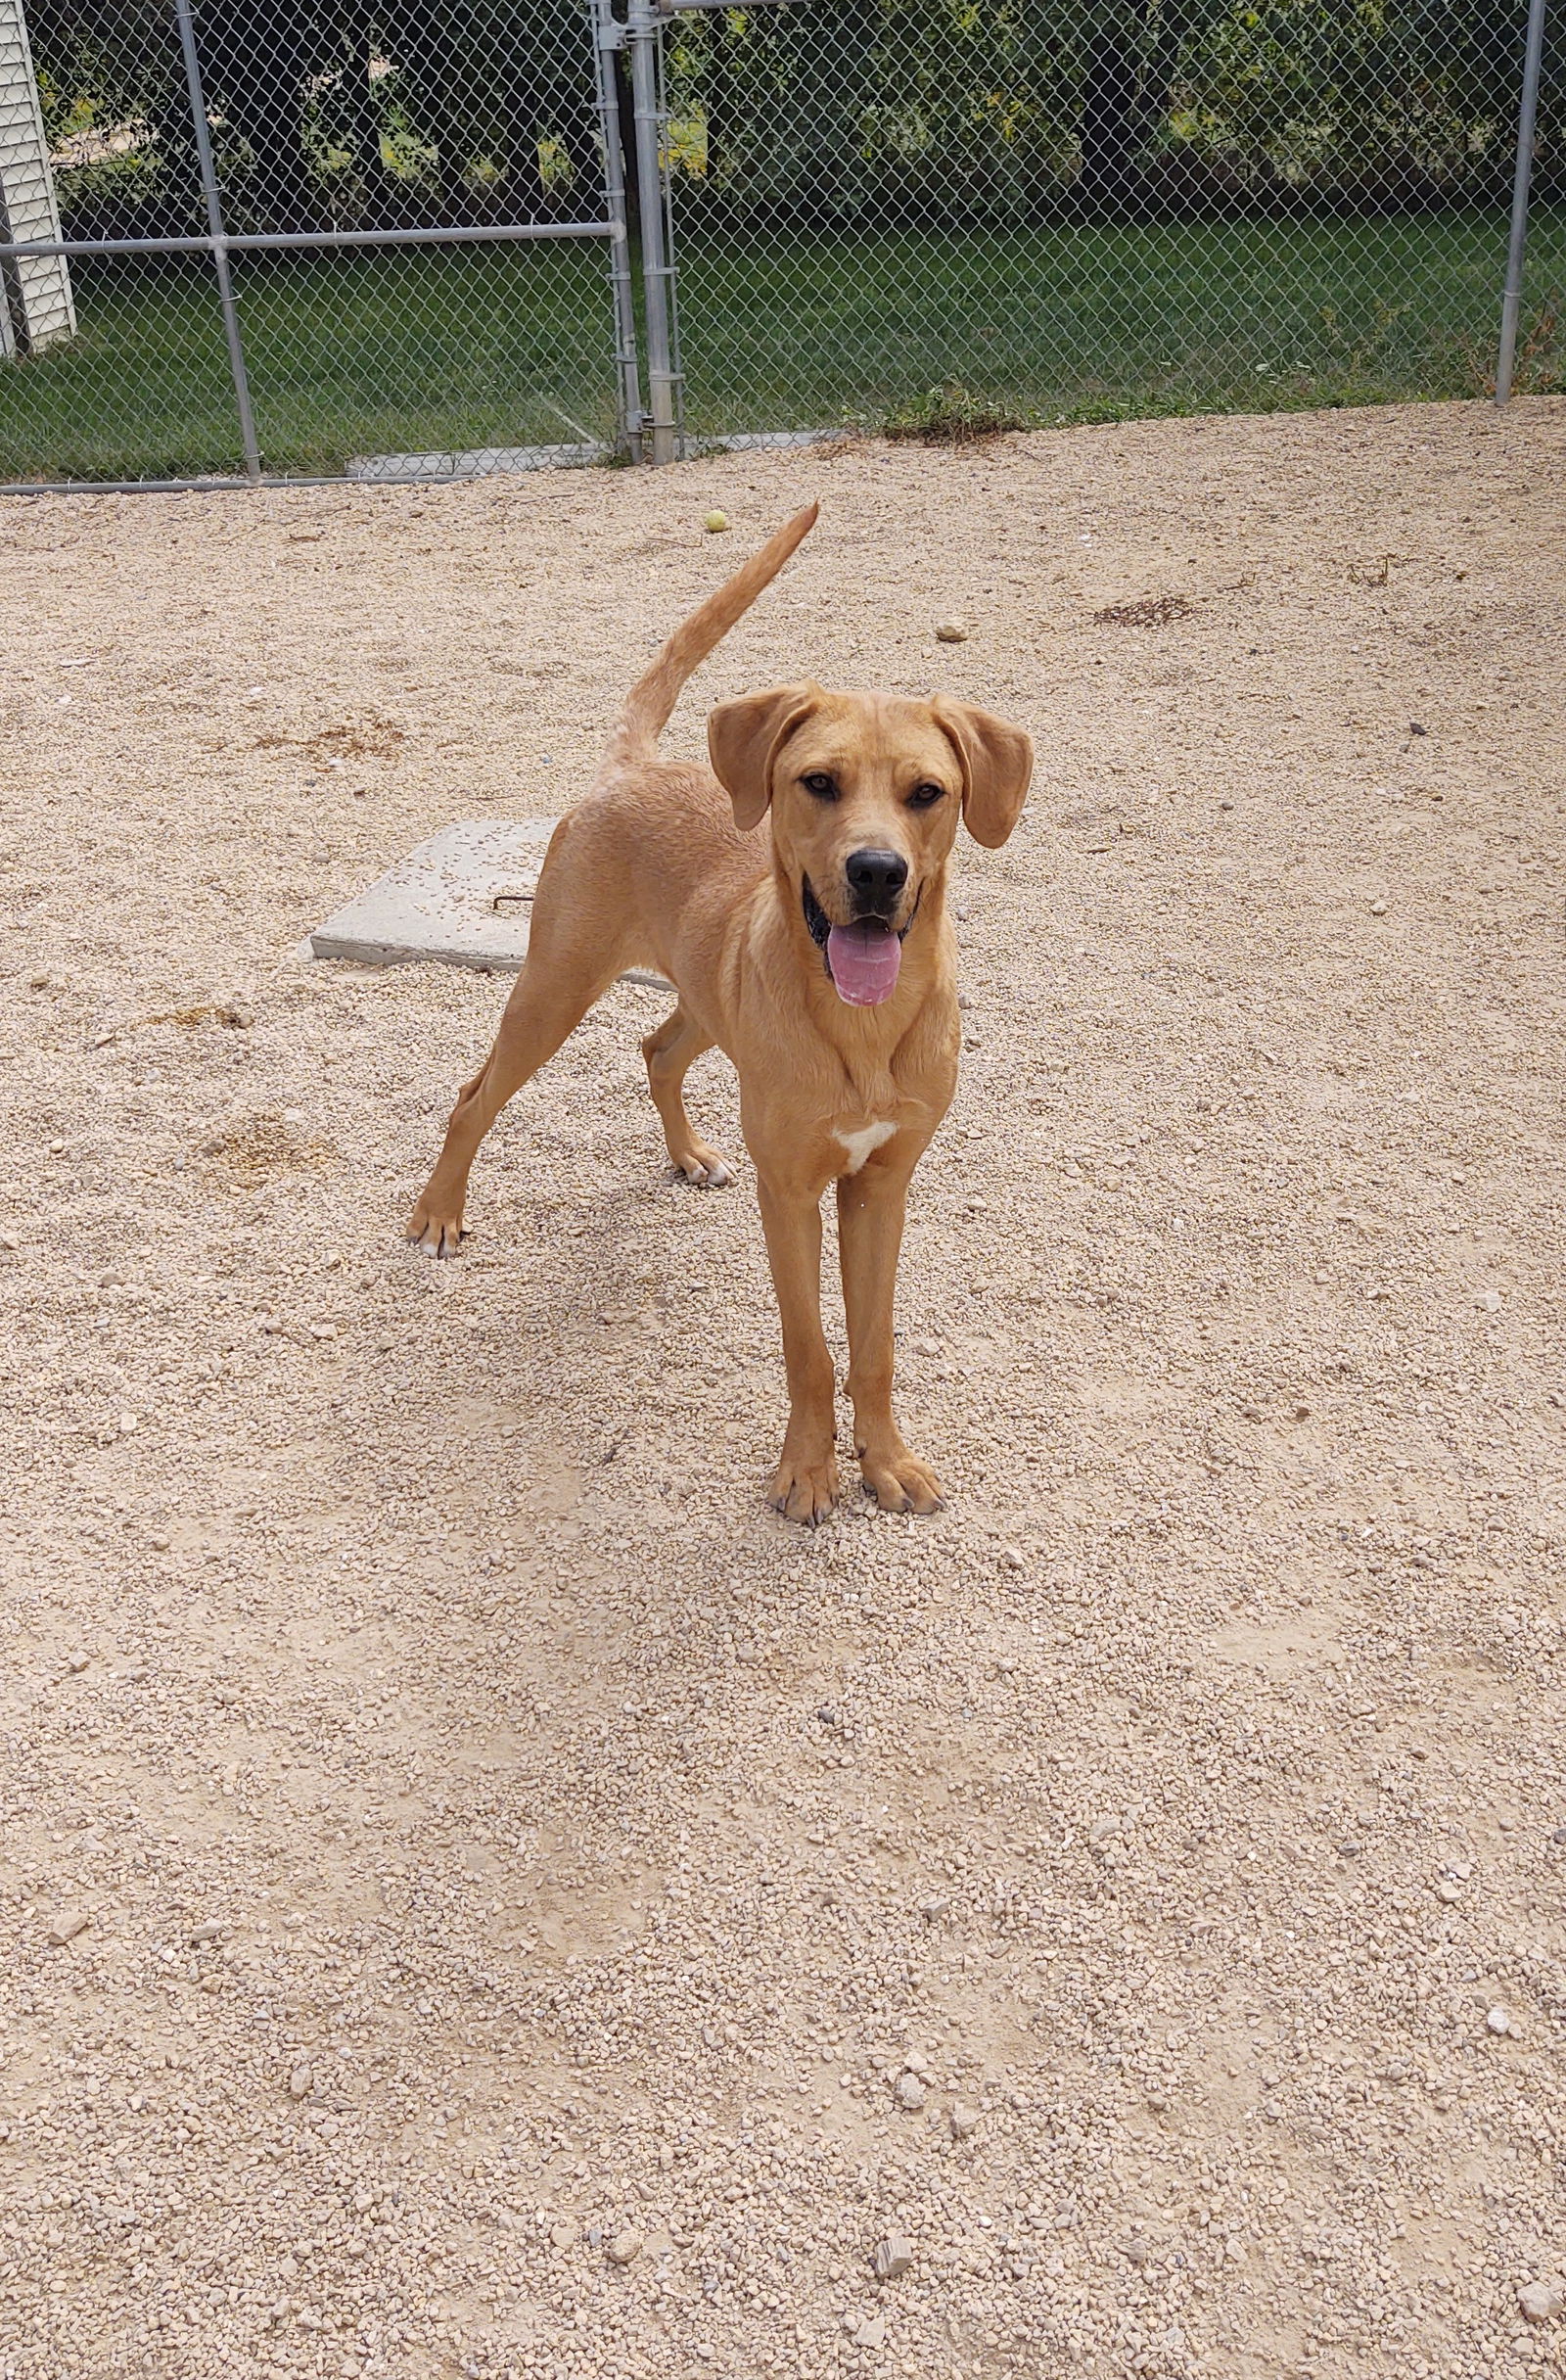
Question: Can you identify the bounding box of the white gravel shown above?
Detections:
[2,397,1565,2380]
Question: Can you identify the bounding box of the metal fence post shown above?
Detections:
[591,0,645,461]
[1497,0,1550,404]
[626,0,680,463]
[173,0,261,480]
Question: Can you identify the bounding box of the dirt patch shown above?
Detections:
[2,397,1565,2380]
[198,1110,338,1183]
[1093,592,1200,627]
[255,714,409,763]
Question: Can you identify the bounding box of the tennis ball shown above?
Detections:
[703,510,730,534]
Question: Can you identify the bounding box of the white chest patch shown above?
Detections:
[835,1119,898,1175]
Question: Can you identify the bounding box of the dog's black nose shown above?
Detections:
[845,848,909,910]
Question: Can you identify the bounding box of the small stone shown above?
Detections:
[45,1912,89,1945]
[873,2233,913,2280]
[607,2227,643,2264]
[191,1921,225,1944]
[67,1651,91,1674]
[703,510,729,534]
[549,2222,576,2250]
[288,2063,313,2099]
[1368,898,1388,915]
[1478,1290,1502,1313]
[846,2311,888,2349]
[118,1411,139,1435]
[948,2101,981,2138]
[935,619,969,643]
[1487,2006,1513,2036]
[894,2072,926,2111]
[1520,2281,1565,2322]
[1087,1814,1126,1849]
[1434,1880,1461,1903]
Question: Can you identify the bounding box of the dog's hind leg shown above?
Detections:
[641,1005,732,1188]
[407,843,627,1254]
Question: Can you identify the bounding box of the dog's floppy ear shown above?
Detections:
[709,682,821,833]
[931,697,1034,849]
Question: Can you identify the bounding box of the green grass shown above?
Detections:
[1,208,1560,483]
[0,245,624,483]
[671,208,1566,436]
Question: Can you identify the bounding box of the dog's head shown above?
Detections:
[707,686,1033,1007]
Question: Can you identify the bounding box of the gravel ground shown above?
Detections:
[3,398,1566,2380]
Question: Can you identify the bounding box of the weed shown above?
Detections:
[1456,291,1562,397]
[883,381,1028,444]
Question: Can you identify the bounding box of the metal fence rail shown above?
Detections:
[0,0,1557,491]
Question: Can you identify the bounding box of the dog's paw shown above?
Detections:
[769,1449,840,1526]
[669,1143,734,1190]
[859,1448,944,1515]
[405,1200,466,1258]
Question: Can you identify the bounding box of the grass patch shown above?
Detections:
[0,207,1560,483]
[884,381,1029,443]
[670,209,1566,436]
[0,244,623,483]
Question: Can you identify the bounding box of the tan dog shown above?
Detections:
[408,505,1033,1522]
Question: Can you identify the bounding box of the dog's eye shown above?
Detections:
[907,781,946,808]
[801,771,839,802]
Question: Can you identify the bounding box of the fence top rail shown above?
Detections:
[0,222,616,263]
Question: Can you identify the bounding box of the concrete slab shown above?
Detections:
[306,817,670,988]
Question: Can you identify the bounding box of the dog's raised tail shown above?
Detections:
[609,501,818,768]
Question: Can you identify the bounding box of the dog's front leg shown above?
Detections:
[755,1173,839,1523]
[837,1153,944,1515]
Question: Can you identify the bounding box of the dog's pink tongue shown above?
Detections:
[827,919,901,1006]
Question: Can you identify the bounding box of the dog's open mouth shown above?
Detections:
[803,875,915,1008]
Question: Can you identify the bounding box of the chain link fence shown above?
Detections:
[0,0,1558,489]
[659,0,1561,446]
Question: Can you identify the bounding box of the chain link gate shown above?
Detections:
[0,0,1557,490]
[1,0,642,488]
